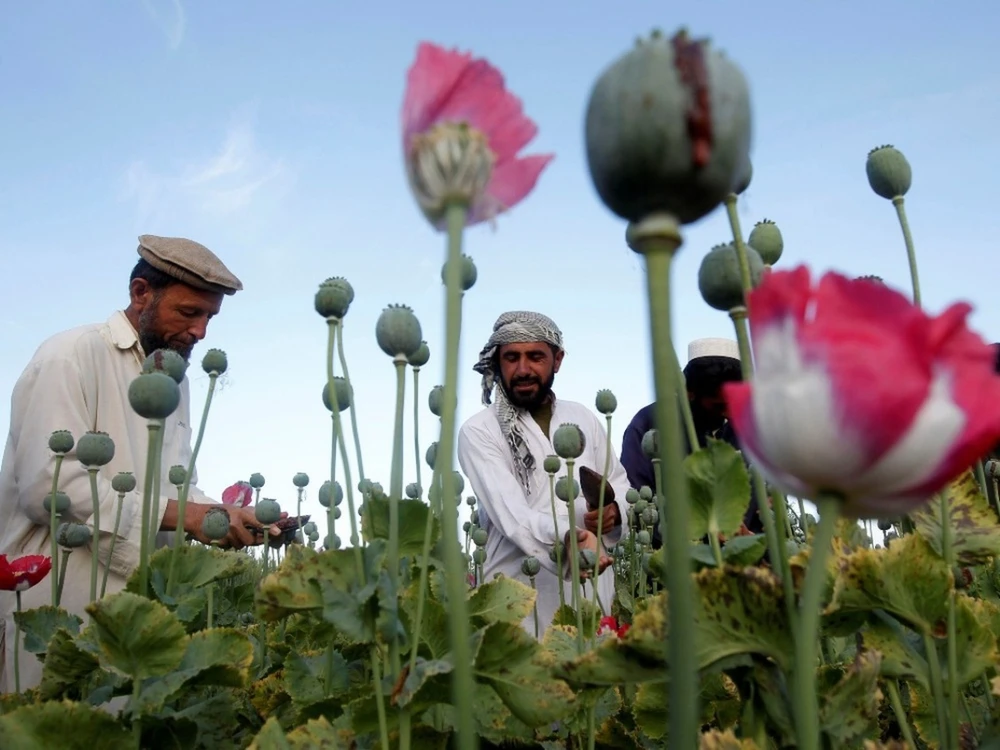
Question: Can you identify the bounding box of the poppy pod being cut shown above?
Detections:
[723,266,1000,518]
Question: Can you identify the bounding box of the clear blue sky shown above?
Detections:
[2,1,998,537]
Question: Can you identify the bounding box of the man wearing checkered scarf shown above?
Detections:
[457,311,633,639]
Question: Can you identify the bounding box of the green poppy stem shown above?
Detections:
[87,468,100,601]
[438,201,477,750]
[724,193,755,298]
[371,645,391,750]
[629,213,697,747]
[137,421,163,598]
[591,414,613,610]
[940,490,960,750]
[412,367,424,496]
[794,494,841,750]
[669,347,699,450]
[56,548,70,606]
[892,196,921,307]
[388,357,406,742]
[48,454,64,606]
[13,591,21,693]
[885,680,916,748]
[168,371,219,597]
[101,492,126,597]
[566,457,584,654]
[548,473,566,610]
[335,319,368,487]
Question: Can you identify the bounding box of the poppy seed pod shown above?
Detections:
[255,498,281,525]
[57,522,91,548]
[639,486,654,501]
[472,527,488,547]
[128,372,181,420]
[636,530,651,546]
[168,465,187,486]
[425,442,438,470]
[48,430,74,455]
[315,277,355,319]
[698,242,765,311]
[143,348,189,384]
[595,389,618,415]
[249,473,266,489]
[201,348,228,376]
[292,472,310,489]
[466,496,477,507]
[747,219,783,266]
[322,378,353,413]
[303,521,318,536]
[555,476,580,502]
[112,472,137,493]
[553,423,586,459]
[626,488,639,505]
[76,431,116,467]
[407,341,430,368]
[584,28,752,225]
[405,483,421,499]
[375,304,423,359]
[442,254,478,291]
[641,429,659,460]
[579,549,597,572]
[202,507,231,541]
[428,385,444,417]
[548,540,565,564]
[543,455,562,474]
[472,547,487,565]
[866,145,911,200]
[521,556,541,577]
[43,491,71,515]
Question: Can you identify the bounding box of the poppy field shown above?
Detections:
[4,27,1000,750]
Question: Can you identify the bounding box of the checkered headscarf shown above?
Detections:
[472,311,564,493]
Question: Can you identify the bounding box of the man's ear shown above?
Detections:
[553,349,565,373]
[129,278,154,309]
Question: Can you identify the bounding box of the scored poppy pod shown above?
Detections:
[724,266,1000,518]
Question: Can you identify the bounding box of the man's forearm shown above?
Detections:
[160,499,182,532]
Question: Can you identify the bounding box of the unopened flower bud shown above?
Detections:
[129,372,181,420]
[407,341,430,368]
[76,431,116,467]
[315,277,355,319]
[595,389,618,415]
[553,423,586,460]
[747,219,783,266]
[143,348,189,384]
[375,304,423,359]
[112,472,137,493]
[48,430,74,455]
[866,144,911,200]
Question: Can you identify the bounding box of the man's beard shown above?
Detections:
[500,370,555,410]
[690,397,726,435]
[138,302,193,360]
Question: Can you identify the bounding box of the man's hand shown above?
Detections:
[563,528,613,580]
[583,502,621,536]
[163,500,284,550]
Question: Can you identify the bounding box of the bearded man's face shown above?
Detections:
[497,342,563,410]
[134,283,224,360]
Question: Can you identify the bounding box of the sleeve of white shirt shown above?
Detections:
[7,352,154,578]
[458,419,565,575]
[588,413,633,547]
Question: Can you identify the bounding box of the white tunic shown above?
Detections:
[0,311,214,693]
[457,397,632,637]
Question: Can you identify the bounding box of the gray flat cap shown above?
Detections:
[137,235,243,296]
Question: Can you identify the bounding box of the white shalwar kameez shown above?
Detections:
[0,311,215,693]
[458,397,633,638]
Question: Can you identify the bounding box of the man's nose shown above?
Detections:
[189,318,210,341]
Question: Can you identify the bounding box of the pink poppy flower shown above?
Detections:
[0,554,52,592]
[724,266,1000,517]
[401,41,554,229]
[222,481,253,508]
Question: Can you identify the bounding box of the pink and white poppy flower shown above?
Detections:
[401,41,554,229]
[724,266,1000,518]
[222,481,254,508]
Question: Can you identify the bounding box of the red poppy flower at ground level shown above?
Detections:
[401,42,554,228]
[0,554,53,592]
[597,615,630,638]
[724,266,1000,518]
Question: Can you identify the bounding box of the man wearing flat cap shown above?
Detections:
[620,338,765,547]
[0,235,278,694]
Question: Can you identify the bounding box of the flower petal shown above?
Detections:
[468,154,555,225]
